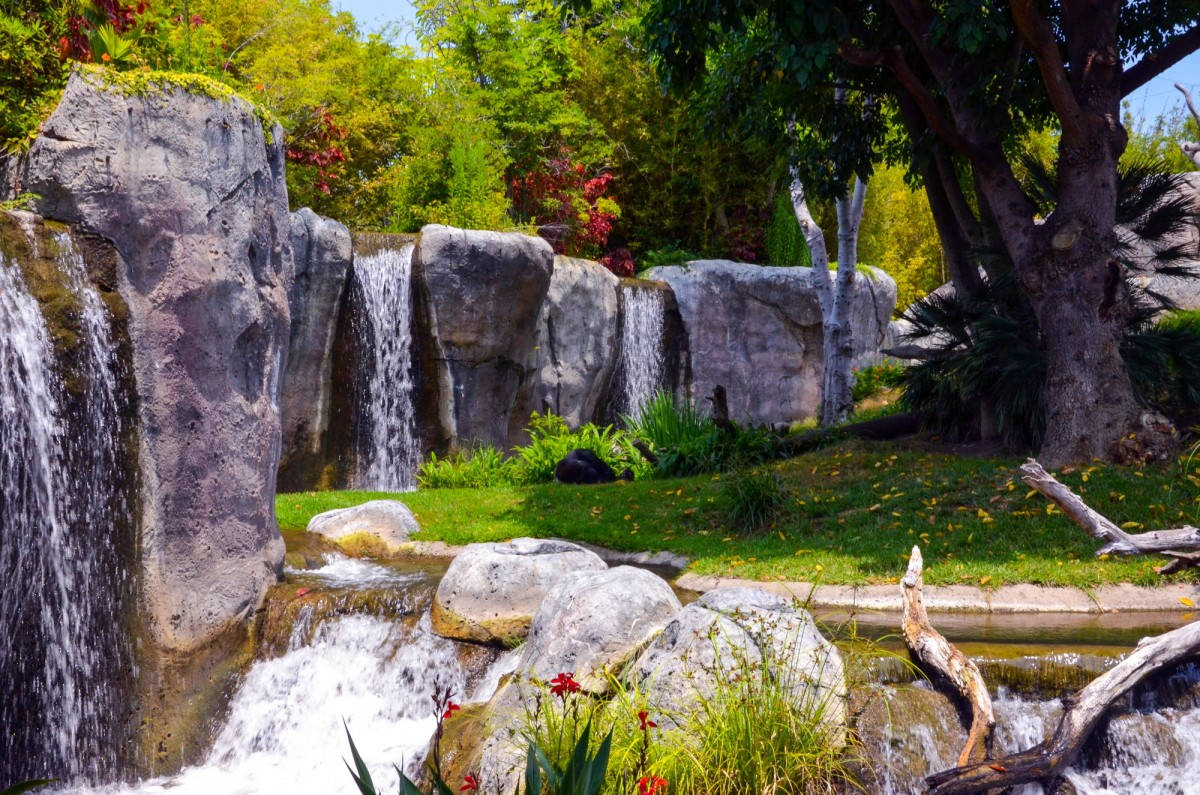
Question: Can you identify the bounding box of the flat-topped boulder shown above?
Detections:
[414,225,553,450]
[306,500,418,555]
[630,587,846,733]
[431,538,607,645]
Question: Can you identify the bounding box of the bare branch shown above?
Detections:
[901,546,995,767]
[1008,0,1083,139]
[1121,25,1200,95]
[927,620,1200,793]
[1019,459,1200,556]
[1177,81,1200,128]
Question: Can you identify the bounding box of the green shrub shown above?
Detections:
[722,468,786,532]
[418,446,518,489]
[417,413,651,488]
[515,413,651,484]
[0,9,70,153]
[627,391,783,477]
[764,188,811,268]
[850,363,906,403]
[636,246,702,273]
[520,623,857,794]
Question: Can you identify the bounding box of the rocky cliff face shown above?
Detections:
[648,261,896,426]
[15,68,290,653]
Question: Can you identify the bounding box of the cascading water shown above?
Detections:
[79,557,490,795]
[866,663,1200,794]
[353,245,419,491]
[617,286,666,417]
[0,226,134,784]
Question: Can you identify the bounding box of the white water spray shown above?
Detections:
[617,286,666,417]
[353,245,419,491]
[0,228,131,783]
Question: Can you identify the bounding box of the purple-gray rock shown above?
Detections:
[414,225,553,450]
[17,69,290,652]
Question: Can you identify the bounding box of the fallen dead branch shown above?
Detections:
[900,545,995,766]
[1019,458,1200,564]
[926,618,1200,793]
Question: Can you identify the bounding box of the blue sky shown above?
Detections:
[334,0,1199,125]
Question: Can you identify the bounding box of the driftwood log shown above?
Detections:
[901,546,995,766]
[926,619,1200,793]
[1019,459,1200,569]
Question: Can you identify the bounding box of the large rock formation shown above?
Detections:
[16,68,290,652]
[431,538,607,645]
[523,256,620,428]
[414,225,554,450]
[647,261,896,425]
[278,208,352,491]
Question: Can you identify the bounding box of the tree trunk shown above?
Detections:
[1027,263,1140,466]
[790,173,865,426]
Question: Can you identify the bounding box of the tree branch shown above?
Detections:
[1121,25,1200,96]
[1019,459,1200,556]
[901,546,995,767]
[1009,0,1083,139]
[927,620,1200,793]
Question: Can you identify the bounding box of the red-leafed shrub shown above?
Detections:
[286,106,348,196]
[600,247,635,277]
[511,150,621,258]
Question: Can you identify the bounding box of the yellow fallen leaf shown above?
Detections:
[777,531,787,542]
[979,575,991,585]
[1181,597,1195,608]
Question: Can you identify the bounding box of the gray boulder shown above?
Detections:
[647,261,896,425]
[520,565,682,691]
[472,565,682,789]
[630,587,846,734]
[414,225,553,450]
[18,69,290,652]
[306,499,419,554]
[525,257,620,428]
[278,208,352,491]
[432,538,607,645]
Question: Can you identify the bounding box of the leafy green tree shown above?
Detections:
[643,0,1200,465]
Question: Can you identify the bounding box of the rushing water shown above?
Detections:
[865,662,1200,794]
[73,557,481,795]
[0,228,133,784]
[353,245,419,491]
[617,286,666,417]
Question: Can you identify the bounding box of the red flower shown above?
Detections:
[295,587,310,597]
[549,672,581,698]
[460,774,479,792]
[638,775,668,794]
[442,701,460,720]
[637,710,658,731]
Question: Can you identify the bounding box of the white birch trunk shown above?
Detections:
[790,170,867,426]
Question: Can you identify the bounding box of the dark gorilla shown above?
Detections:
[554,449,634,484]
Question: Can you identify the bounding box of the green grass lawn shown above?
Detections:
[276,440,1200,588]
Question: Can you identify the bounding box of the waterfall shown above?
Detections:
[353,245,419,491]
[80,556,482,795]
[0,228,133,784]
[617,286,666,418]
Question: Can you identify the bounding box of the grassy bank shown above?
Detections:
[276,440,1200,588]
